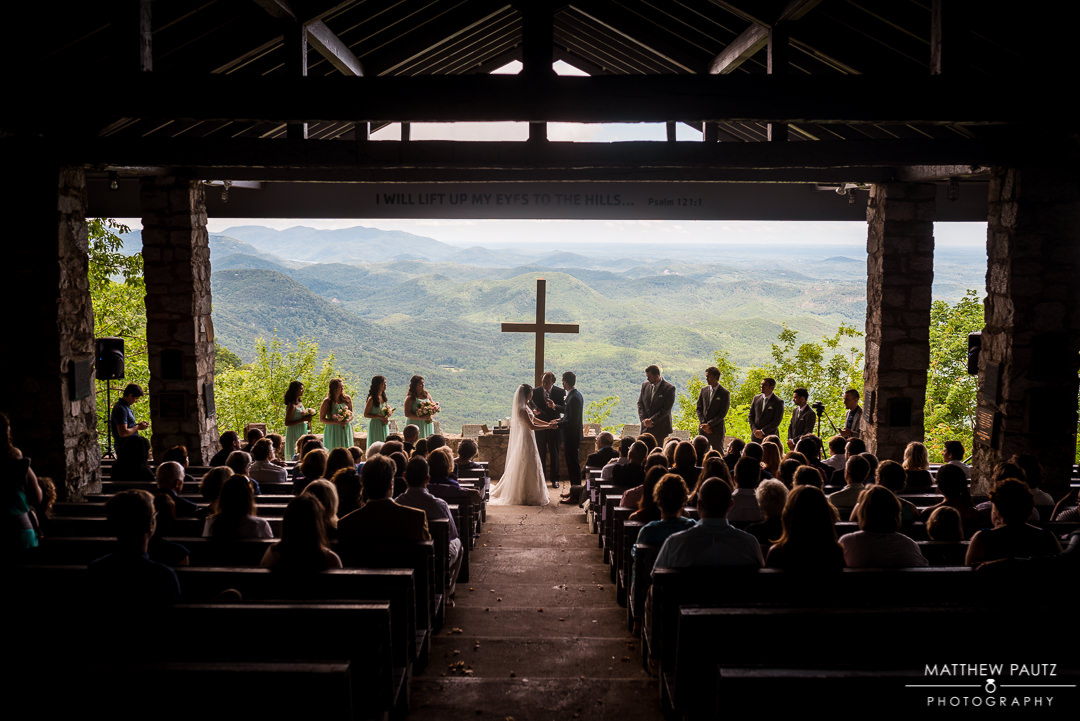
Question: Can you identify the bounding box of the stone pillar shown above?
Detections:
[141,176,218,463]
[973,166,1080,496]
[1,163,100,500]
[862,183,936,461]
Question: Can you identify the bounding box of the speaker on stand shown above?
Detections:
[96,337,125,458]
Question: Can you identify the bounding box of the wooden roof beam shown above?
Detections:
[709,0,822,74]
[253,0,364,76]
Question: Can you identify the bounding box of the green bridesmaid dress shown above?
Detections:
[412,397,434,439]
[367,400,389,444]
[284,403,309,460]
[324,402,354,449]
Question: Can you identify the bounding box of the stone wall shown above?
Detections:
[141,177,219,464]
[973,166,1080,494]
[862,183,935,462]
[2,163,100,499]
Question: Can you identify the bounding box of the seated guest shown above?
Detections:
[636,474,695,550]
[636,433,658,454]
[366,441,385,460]
[777,458,802,487]
[331,467,363,517]
[721,438,744,473]
[793,437,830,485]
[427,434,447,452]
[89,489,181,606]
[111,435,156,484]
[766,485,843,571]
[729,457,763,523]
[396,456,463,596]
[198,466,233,517]
[612,441,648,489]
[349,446,364,465]
[822,435,848,475]
[965,479,1061,567]
[426,448,482,513]
[389,451,409,498]
[338,456,431,556]
[826,437,866,485]
[689,457,732,505]
[838,486,927,568]
[851,459,919,526]
[942,440,971,480]
[919,462,981,536]
[381,440,405,458]
[249,438,288,485]
[746,479,787,546]
[691,435,711,465]
[760,441,782,478]
[668,441,701,490]
[149,493,191,567]
[325,447,356,481]
[741,443,772,480]
[242,427,265,453]
[454,439,490,495]
[301,479,340,540]
[294,448,328,494]
[601,436,634,483]
[265,433,287,466]
[925,506,964,542]
[202,475,273,540]
[385,433,403,444]
[292,433,317,462]
[627,466,666,523]
[412,438,430,458]
[160,445,197,487]
[975,462,1038,525]
[661,439,679,466]
[225,451,261,495]
[1011,453,1055,510]
[828,455,870,518]
[792,465,825,490]
[585,432,619,472]
[401,424,420,455]
[901,441,934,490]
[209,431,241,467]
[859,451,879,478]
[154,461,200,517]
[260,495,341,572]
[653,478,764,569]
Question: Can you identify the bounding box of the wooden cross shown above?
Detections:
[501,278,579,386]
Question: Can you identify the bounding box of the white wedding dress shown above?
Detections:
[490,386,550,506]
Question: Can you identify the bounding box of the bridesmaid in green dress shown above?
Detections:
[404,374,436,439]
[363,375,393,445]
[320,378,355,450]
[283,381,316,460]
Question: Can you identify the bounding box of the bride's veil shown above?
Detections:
[503,383,534,481]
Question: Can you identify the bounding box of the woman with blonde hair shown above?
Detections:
[301,478,340,539]
[320,378,354,450]
[901,441,933,490]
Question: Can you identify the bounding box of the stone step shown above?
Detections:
[408,678,657,721]
[425,637,645,678]
[435,606,629,637]
[456,582,615,607]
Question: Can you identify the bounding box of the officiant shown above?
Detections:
[533,371,564,488]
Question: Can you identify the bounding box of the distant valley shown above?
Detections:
[121,225,986,431]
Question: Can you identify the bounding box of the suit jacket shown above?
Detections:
[748,393,784,438]
[337,498,431,549]
[585,446,618,469]
[637,379,676,442]
[558,387,584,442]
[787,403,816,442]
[533,385,564,423]
[695,383,730,445]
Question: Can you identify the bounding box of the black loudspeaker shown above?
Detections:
[96,337,125,380]
[967,332,981,375]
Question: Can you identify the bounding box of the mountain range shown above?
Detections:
[118,225,986,431]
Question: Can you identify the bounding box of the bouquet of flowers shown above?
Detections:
[335,407,353,423]
[417,399,441,418]
[380,405,395,419]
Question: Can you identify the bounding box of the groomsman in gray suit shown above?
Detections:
[748,377,784,441]
[696,366,730,452]
[787,387,817,449]
[637,364,676,443]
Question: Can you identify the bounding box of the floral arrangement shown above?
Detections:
[335,407,353,423]
[380,405,395,419]
[417,399,441,418]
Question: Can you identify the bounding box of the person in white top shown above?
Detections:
[653,478,764,570]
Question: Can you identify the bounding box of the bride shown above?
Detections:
[490,383,558,506]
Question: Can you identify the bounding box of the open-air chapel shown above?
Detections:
[2,1,1077,719]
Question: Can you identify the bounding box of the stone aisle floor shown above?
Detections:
[407,482,663,721]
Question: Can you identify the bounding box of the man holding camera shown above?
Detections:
[786,387,817,449]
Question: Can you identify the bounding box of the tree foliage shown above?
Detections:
[89,219,150,448]
[924,290,983,460]
[585,395,622,434]
[213,334,358,436]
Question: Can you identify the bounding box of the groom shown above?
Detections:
[554,371,584,504]
[533,371,564,488]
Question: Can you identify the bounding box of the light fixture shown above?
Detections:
[108,171,119,191]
